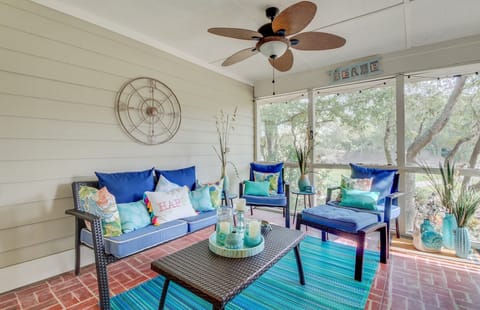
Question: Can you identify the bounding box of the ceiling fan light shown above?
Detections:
[259,40,288,59]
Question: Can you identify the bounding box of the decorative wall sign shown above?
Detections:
[115,77,181,145]
[329,56,382,83]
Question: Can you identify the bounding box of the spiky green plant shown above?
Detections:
[453,188,480,227]
[294,143,312,175]
[422,160,457,213]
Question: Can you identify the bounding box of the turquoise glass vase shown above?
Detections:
[442,213,457,249]
[455,227,471,258]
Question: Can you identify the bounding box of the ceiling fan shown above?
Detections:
[208,1,346,72]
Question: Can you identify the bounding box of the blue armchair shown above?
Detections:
[326,163,402,238]
[239,162,291,228]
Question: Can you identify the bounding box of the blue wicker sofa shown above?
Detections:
[66,166,217,310]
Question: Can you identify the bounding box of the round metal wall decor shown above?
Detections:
[115,77,181,145]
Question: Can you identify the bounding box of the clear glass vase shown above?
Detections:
[216,207,233,246]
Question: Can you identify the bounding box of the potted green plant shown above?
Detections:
[452,188,480,258]
[294,142,312,192]
[422,160,458,249]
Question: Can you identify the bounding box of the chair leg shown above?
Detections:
[355,232,366,281]
[321,231,328,241]
[395,218,400,238]
[74,218,82,275]
[380,225,389,262]
[250,205,253,216]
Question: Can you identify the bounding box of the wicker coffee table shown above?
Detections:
[151,225,305,309]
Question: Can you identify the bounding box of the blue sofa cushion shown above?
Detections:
[327,200,400,222]
[243,194,287,207]
[95,168,155,203]
[80,220,188,258]
[250,162,284,194]
[350,163,397,204]
[302,205,379,233]
[180,210,217,232]
[156,166,196,191]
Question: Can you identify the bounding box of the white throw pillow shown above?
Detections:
[145,186,197,225]
[155,175,181,192]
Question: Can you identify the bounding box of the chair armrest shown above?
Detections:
[382,191,403,222]
[386,191,404,200]
[326,186,341,203]
[239,181,245,197]
[66,209,101,222]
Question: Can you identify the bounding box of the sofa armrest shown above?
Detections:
[326,186,341,203]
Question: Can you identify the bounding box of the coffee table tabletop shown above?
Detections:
[151,225,306,309]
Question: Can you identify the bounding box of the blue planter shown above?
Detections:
[298,175,311,192]
[442,213,457,249]
[455,227,471,258]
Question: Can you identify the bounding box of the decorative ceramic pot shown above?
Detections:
[442,213,457,249]
[225,230,243,249]
[455,227,471,258]
[420,219,434,234]
[421,231,443,251]
[298,174,311,192]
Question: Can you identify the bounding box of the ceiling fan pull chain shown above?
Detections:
[272,62,276,95]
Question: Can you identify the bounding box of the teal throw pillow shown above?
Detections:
[339,188,380,210]
[189,186,214,212]
[117,200,151,233]
[197,179,224,208]
[244,180,270,196]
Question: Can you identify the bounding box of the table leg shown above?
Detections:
[293,245,305,285]
[293,195,299,224]
[158,278,170,310]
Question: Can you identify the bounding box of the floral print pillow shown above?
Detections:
[78,186,122,237]
[197,179,224,208]
[254,171,280,195]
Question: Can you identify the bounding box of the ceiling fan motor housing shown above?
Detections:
[256,36,289,59]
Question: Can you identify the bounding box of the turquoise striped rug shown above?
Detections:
[111,236,379,310]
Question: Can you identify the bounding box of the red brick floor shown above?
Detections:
[1,209,479,310]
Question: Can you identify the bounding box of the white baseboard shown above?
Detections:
[0,247,94,294]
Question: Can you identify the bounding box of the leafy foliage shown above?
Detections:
[454,188,480,227]
[421,160,457,213]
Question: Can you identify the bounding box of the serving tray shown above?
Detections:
[208,233,264,258]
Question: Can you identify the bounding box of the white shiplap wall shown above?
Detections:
[0,0,253,292]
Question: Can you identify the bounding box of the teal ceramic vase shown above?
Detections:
[298,174,311,192]
[442,213,457,249]
[420,219,434,234]
[222,174,230,195]
[454,227,471,258]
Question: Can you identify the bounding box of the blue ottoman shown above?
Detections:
[295,205,388,281]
